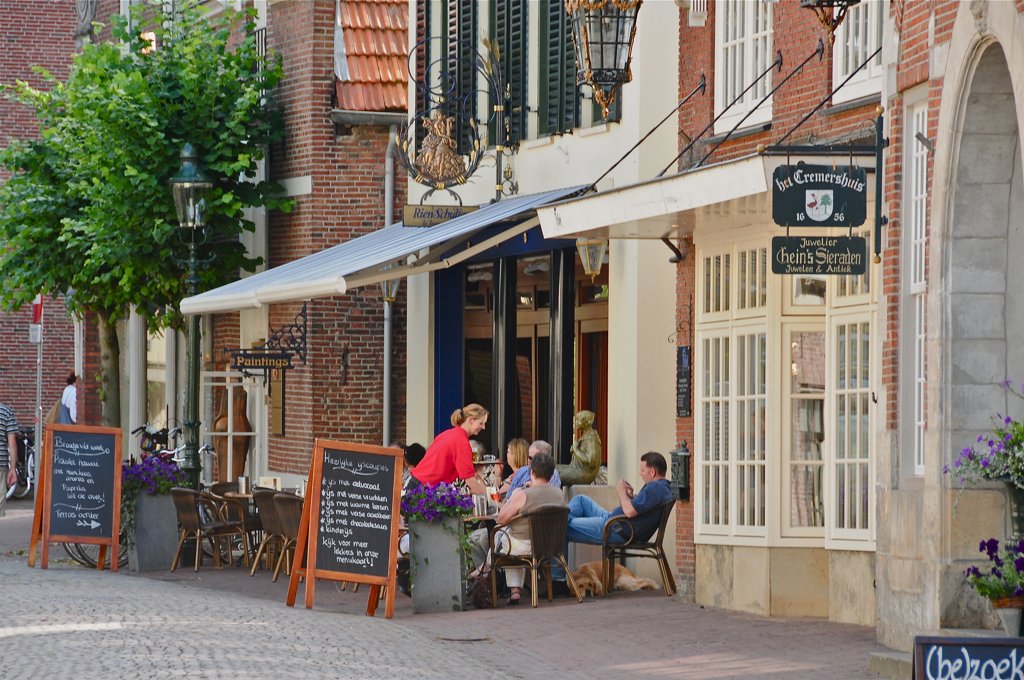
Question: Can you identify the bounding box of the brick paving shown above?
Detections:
[0,496,886,678]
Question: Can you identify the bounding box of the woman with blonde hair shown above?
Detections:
[409,404,489,495]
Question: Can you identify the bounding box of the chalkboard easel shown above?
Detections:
[29,424,122,571]
[285,439,403,618]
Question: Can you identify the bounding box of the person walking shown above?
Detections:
[59,372,77,424]
[0,401,18,516]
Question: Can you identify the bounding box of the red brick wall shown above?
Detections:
[674,236,696,595]
[0,2,79,425]
[263,0,408,474]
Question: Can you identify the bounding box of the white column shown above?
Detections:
[126,307,147,456]
[406,270,435,446]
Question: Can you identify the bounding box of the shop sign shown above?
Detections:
[912,635,1024,680]
[228,350,293,372]
[772,163,867,227]
[771,236,867,276]
[403,204,477,227]
[676,346,691,418]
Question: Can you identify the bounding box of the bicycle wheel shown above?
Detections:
[62,537,129,569]
[12,452,33,498]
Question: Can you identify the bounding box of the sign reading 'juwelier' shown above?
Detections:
[771,236,867,276]
[772,163,868,227]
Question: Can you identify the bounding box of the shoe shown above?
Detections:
[507,590,521,605]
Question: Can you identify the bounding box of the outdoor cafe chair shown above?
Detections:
[601,499,677,596]
[169,487,248,572]
[250,487,285,576]
[490,504,584,608]
[272,492,304,582]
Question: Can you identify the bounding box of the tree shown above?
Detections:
[0,3,289,425]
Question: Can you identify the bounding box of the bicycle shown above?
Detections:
[5,426,35,500]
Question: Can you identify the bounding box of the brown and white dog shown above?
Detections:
[571,561,659,597]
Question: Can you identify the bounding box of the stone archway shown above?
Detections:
[943,41,1024,627]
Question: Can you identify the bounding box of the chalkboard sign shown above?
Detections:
[32,424,122,571]
[286,439,402,618]
[676,345,692,418]
[913,635,1024,679]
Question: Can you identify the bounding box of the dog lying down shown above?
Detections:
[571,561,659,597]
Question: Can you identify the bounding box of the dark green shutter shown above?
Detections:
[540,0,579,135]
[414,0,431,146]
[447,0,477,154]
[493,0,529,145]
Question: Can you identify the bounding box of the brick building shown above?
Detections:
[540,0,1024,654]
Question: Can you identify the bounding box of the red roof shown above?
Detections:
[335,0,408,113]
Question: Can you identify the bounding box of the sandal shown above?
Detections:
[507,589,521,605]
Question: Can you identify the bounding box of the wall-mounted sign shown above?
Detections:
[772,163,868,227]
[402,204,477,227]
[771,236,867,276]
[912,635,1024,679]
[676,346,692,418]
[223,304,306,381]
[228,350,292,372]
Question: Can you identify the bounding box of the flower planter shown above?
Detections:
[992,597,1024,637]
[128,492,179,572]
[409,516,467,613]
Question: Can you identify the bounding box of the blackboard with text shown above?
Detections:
[34,424,122,571]
[286,439,403,618]
[913,635,1024,679]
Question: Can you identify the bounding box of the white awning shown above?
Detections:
[181,185,587,315]
[537,153,876,241]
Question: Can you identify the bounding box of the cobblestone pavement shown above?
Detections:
[0,497,886,679]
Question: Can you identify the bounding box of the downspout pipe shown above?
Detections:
[382,125,397,446]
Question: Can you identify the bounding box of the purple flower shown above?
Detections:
[966,566,981,578]
[983,538,1001,559]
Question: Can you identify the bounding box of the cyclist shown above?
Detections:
[0,400,18,516]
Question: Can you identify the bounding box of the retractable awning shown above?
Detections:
[537,153,876,241]
[180,185,586,315]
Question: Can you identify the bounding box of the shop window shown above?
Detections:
[700,333,731,530]
[903,98,928,476]
[831,0,885,105]
[702,251,732,317]
[735,330,767,529]
[834,228,871,301]
[785,327,826,533]
[736,247,768,312]
[829,317,872,541]
[714,0,773,133]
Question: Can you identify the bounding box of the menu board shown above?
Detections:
[316,447,396,578]
[34,424,122,571]
[913,635,1024,679]
[286,439,403,618]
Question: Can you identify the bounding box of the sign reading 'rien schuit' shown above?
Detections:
[772,236,867,276]
[772,163,868,227]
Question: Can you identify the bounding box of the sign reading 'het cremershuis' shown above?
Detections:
[772,164,868,227]
[772,236,867,276]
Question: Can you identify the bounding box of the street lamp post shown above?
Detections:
[170,143,213,490]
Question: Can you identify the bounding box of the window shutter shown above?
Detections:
[541,0,580,135]
[447,0,477,154]
[414,0,430,146]
[493,0,529,144]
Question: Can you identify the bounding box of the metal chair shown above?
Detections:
[169,487,247,572]
[489,504,584,608]
[601,499,677,596]
[249,488,284,576]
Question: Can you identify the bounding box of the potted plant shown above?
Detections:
[400,481,473,613]
[122,456,187,572]
[966,538,1024,636]
[946,379,1024,536]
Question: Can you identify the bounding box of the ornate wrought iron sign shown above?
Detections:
[771,235,867,275]
[772,163,868,227]
[225,303,307,379]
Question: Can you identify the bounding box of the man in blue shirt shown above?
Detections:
[566,451,673,545]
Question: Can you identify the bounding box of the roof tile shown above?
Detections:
[336,0,407,112]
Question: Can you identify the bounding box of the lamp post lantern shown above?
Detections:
[170,143,213,490]
[565,0,643,119]
[575,237,608,282]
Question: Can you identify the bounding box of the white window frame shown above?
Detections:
[902,94,929,476]
[831,0,885,105]
[825,312,876,548]
[713,0,774,134]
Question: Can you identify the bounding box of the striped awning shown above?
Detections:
[180,185,587,315]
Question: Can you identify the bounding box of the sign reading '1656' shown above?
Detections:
[772,163,868,227]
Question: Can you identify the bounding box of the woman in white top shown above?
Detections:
[59,373,77,424]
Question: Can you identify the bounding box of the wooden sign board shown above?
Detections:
[676,345,692,418]
[30,424,122,571]
[772,163,868,227]
[286,439,403,618]
[913,635,1024,679]
[771,236,867,276]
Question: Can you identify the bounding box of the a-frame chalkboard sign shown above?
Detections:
[29,424,122,571]
[285,439,403,618]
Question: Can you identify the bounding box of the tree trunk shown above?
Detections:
[96,309,121,427]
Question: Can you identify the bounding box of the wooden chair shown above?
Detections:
[211,491,258,565]
[601,499,677,596]
[272,492,304,582]
[208,481,239,497]
[490,505,584,608]
[169,487,248,572]
[249,488,284,576]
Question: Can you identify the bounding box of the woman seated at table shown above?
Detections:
[495,438,528,502]
[408,404,489,496]
[492,452,564,605]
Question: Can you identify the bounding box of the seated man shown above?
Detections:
[566,451,672,546]
[501,440,562,499]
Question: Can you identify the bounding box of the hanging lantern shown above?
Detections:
[565,0,643,119]
[576,238,608,282]
[800,0,861,45]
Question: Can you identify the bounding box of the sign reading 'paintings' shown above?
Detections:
[772,163,868,228]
